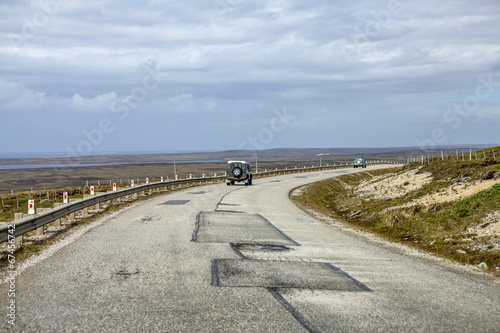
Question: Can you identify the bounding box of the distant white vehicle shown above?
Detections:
[226,161,253,185]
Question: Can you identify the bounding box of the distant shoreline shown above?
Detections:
[0,144,495,160]
[0,150,217,159]
[0,160,224,171]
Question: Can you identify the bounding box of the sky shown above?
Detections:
[1,0,499,157]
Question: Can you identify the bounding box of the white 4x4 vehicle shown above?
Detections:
[226,161,253,185]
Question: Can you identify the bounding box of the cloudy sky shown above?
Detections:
[1,0,499,156]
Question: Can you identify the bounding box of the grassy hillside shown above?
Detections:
[293,146,500,276]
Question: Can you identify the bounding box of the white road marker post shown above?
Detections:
[28,200,35,215]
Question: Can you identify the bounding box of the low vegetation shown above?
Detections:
[293,147,500,277]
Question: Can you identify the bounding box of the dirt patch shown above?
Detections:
[355,168,432,200]
[414,178,500,206]
[383,178,500,214]
[467,211,500,245]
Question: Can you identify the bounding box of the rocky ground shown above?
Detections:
[355,168,432,199]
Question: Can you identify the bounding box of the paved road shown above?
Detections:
[2,166,499,332]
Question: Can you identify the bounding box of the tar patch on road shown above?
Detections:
[191,211,298,246]
[233,244,290,252]
[211,259,370,291]
[113,269,140,280]
[159,200,190,205]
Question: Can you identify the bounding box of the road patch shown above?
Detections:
[159,200,190,205]
[192,211,297,246]
[212,259,370,291]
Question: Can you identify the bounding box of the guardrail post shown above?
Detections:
[53,203,65,226]
[35,208,50,235]
[13,213,25,247]
[15,235,23,248]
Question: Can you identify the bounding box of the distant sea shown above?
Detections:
[0,151,224,170]
[0,160,223,171]
[0,145,496,159]
[0,150,215,159]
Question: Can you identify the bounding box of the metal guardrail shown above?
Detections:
[0,161,401,243]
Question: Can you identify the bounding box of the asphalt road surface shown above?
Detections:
[2,166,499,332]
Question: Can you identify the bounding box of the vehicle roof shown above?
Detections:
[227,160,248,164]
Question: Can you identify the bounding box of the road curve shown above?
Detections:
[1,166,499,332]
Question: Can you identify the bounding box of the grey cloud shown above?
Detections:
[1,0,499,153]
[0,79,46,110]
